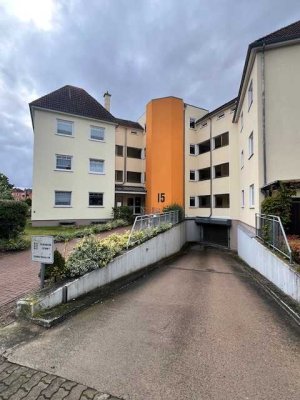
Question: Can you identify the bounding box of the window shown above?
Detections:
[214,163,229,178]
[189,144,196,155]
[89,159,104,174]
[115,170,123,181]
[116,145,123,156]
[56,154,72,170]
[241,190,245,208]
[240,111,243,132]
[217,112,225,120]
[241,150,244,169]
[198,139,211,154]
[131,131,137,135]
[90,126,105,141]
[55,191,71,206]
[248,132,254,158]
[214,194,230,208]
[89,192,103,207]
[189,197,196,207]
[249,184,255,208]
[214,132,229,149]
[190,170,196,181]
[190,118,196,129]
[198,195,211,208]
[57,119,73,136]
[200,122,208,128]
[127,147,142,159]
[199,167,211,181]
[127,171,141,183]
[248,80,253,110]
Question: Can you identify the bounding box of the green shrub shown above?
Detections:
[112,206,134,223]
[65,223,173,278]
[261,183,296,229]
[0,235,31,251]
[0,201,28,239]
[44,249,67,282]
[163,203,184,221]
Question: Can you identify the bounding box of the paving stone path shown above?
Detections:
[0,356,121,400]
[0,226,130,326]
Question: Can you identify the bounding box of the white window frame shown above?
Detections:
[248,79,253,110]
[248,132,254,158]
[57,119,73,137]
[90,126,105,141]
[88,192,104,207]
[189,144,197,156]
[55,154,73,171]
[189,170,197,181]
[241,150,244,169]
[54,191,72,207]
[189,117,196,129]
[241,190,245,208]
[89,158,105,174]
[249,184,255,208]
[189,196,197,208]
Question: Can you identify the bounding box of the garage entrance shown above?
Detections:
[195,217,231,248]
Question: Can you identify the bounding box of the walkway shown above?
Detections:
[6,246,300,400]
[0,227,129,325]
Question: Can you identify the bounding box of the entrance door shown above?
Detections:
[127,197,142,215]
[202,225,229,248]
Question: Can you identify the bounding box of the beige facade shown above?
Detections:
[31,109,116,225]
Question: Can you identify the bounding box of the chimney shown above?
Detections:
[103,91,111,112]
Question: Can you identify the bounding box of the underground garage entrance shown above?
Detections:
[195,217,231,248]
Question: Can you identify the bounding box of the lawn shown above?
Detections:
[24,221,87,239]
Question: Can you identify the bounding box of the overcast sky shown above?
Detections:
[0,0,299,188]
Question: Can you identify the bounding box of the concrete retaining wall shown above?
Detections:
[238,225,300,303]
[17,222,186,316]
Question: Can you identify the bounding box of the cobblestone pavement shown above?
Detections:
[0,226,129,312]
[0,356,121,400]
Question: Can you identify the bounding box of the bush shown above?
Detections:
[0,236,31,251]
[112,206,134,223]
[65,223,173,278]
[288,235,300,265]
[261,183,296,229]
[0,201,28,239]
[44,249,67,282]
[163,203,184,221]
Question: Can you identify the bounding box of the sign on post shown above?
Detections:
[31,236,54,288]
[31,236,54,264]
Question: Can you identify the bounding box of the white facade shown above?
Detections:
[32,108,116,225]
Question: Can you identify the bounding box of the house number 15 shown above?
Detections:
[157,193,166,203]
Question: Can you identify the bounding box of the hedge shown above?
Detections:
[0,200,28,239]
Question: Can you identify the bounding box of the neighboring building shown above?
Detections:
[30,20,300,243]
[12,188,32,201]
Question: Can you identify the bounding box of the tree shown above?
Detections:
[0,173,13,200]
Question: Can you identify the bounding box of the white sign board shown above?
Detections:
[31,236,54,264]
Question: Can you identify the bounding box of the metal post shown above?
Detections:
[40,263,46,288]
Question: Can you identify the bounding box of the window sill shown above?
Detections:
[56,133,74,138]
[89,139,105,143]
[54,205,72,208]
[189,206,197,208]
[89,172,105,175]
[189,180,197,182]
[88,206,104,208]
[249,206,255,209]
[248,153,254,160]
[189,154,197,157]
[54,169,73,172]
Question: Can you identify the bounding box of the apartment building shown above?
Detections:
[30,20,300,243]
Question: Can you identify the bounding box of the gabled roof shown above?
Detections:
[115,118,143,130]
[30,85,116,124]
[234,20,300,121]
[196,98,237,125]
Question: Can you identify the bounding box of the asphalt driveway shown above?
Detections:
[7,246,300,400]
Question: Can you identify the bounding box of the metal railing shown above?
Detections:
[127,210,179,248]
[255,213,292,263]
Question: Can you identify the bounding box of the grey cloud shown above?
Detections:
[0,0,299,187]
